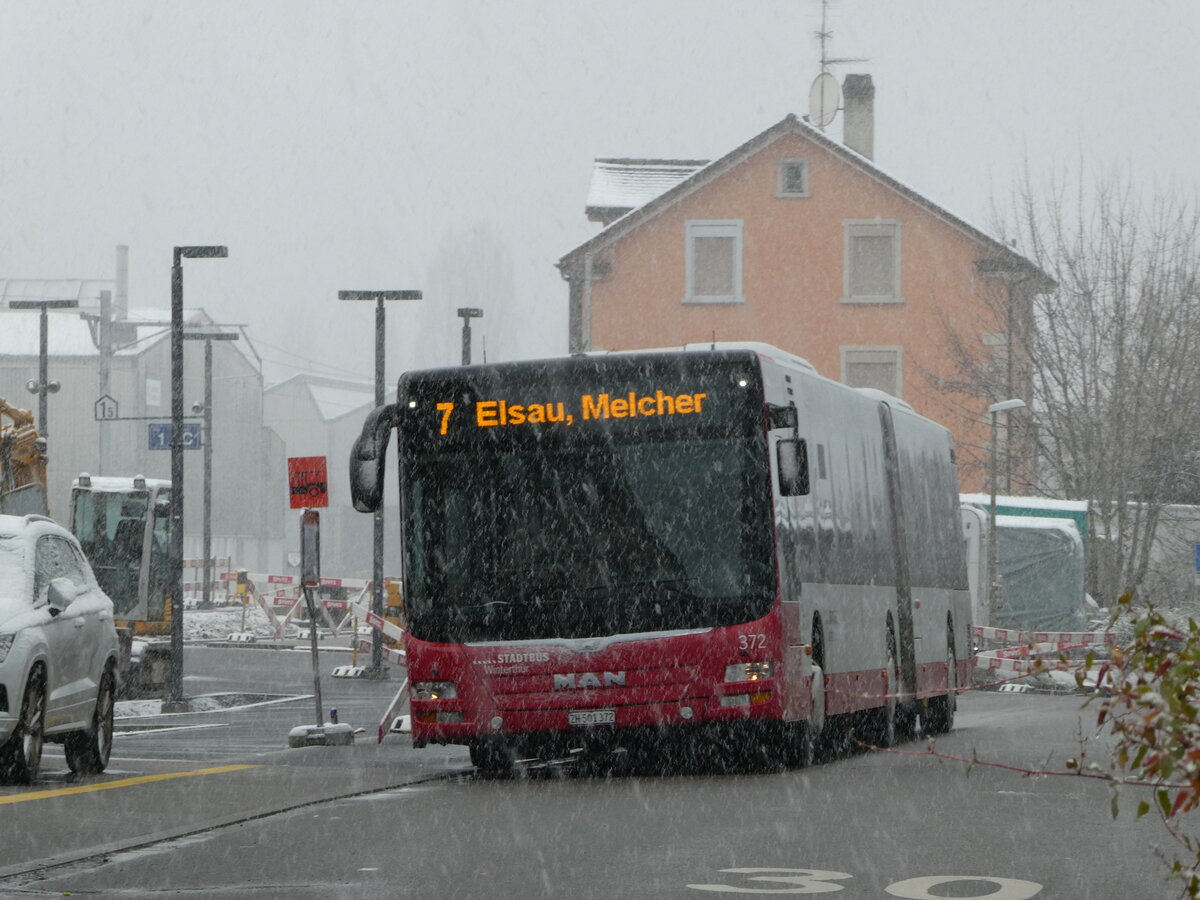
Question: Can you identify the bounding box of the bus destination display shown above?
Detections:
[434,390,711,435]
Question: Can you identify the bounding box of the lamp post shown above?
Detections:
[184,330,239,611]
[457,307,483,366]
[167,246,227,709]
[11,299,79,439]
[338,289,422,678]
[987,398,1026,625]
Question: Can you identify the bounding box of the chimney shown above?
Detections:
[842,74,874,160]
[115,244,129,320]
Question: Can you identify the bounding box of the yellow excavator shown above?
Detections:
[0,399,49,517]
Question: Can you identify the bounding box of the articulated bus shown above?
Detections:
[350,343,971,771]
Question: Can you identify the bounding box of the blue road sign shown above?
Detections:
[148,422,202,451]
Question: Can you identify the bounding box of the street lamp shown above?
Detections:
[457,307,483,365]
[338,289,422,678]
[168,245,227,709]
[987,398,1026,625]
[10,299,79,439]
[184,330,239,612]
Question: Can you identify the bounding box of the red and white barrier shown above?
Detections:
[182,557,233,604]
[220,571,370,590]
[972,624,1115,677]
[971,624,1116,646]
[223,571,375,639]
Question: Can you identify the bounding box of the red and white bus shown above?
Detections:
[350,343,971,771]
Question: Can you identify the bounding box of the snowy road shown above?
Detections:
[0,665,1178,899]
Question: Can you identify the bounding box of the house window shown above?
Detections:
[843,220,902,303]
[777,158,810,197]
[841,346,903,398]
[685,220,744,304]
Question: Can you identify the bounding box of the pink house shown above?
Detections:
[557,85,1050,491]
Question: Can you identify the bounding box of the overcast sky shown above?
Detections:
[3,0,1197,386]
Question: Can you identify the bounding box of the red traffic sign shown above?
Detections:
[288,456,329,509]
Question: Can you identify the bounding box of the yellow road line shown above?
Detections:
[0,764,258,805]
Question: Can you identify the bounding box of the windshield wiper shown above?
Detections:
[577,577,697,598]
[453,600,513,613]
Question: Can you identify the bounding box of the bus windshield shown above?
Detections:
[399,354,774,643]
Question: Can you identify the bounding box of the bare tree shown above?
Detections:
[421,220,516,365]
[946,168,1200,604]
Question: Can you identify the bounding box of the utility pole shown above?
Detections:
[987,398,1026,625]
[457,307,483,366]
[166,245,227,710]
[98,290,112,475]
[12,299,79,440]
[184,331,239,610]
[338,289,422,678]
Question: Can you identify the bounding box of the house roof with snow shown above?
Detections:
[264,373,389,423]
[0,307,192,358]
[0,305,256,372]
[559,113,1053,288]
[0,278,116,307]
[586,159,709,226]
[1,278,260,370]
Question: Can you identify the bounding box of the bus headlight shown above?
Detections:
[724,661,775,682]
[412,681,458,700]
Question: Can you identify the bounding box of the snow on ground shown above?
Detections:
[180,602,360,642]
[182,603,280,641]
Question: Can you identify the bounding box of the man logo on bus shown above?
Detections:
[553,671,626,690]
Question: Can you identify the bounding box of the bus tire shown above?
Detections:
[816,713,850,761]
[924,633,958,736]
[790,720,815,768]
[862,636,900,749]
[791,661,823,767]
[470,740,515,775]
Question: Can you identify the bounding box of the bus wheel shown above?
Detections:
[790,720,815,768]
[924,636,958,736]
[792,662,823,767]
[816,713,850,761]
[862,638,900,749]
[470,740,515,775]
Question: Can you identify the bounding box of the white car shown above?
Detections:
[0,514,120,783]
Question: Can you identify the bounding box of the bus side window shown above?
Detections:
[777,437,810,496]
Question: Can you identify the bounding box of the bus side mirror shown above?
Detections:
[777,437,810,497]
[349,403,398,513]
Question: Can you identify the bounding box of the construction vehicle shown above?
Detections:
[69,473,173,696]
[0,399,49,517]
[383,577,406,644]
[2,397,174,695]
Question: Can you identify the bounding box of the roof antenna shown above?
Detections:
[807,0,868,130]
[711,330,716,350]
[482,335,487,364]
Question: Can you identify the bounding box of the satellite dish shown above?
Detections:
[808,72,841,128]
